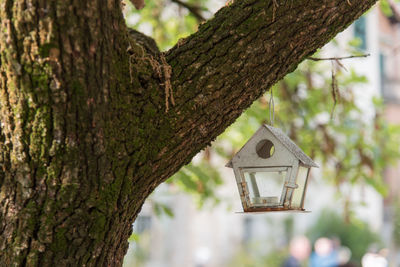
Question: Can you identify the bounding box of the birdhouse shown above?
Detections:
[226,125,318,212]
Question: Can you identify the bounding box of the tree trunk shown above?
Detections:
[0,0,377,266]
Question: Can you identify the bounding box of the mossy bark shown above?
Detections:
[0,0,377,266]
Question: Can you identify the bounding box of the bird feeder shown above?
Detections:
[226,125,318,212]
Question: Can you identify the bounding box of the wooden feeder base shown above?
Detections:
[239,207,311,213]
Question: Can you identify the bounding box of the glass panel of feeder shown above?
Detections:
[291,166,309,208]
[243,170,287,206]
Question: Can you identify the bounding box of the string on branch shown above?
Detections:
[307,54,370,118]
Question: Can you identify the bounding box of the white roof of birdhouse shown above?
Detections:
[226,124,318,168]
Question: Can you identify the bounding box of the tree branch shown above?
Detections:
[171,0,206,22]
[148,0,379,185]
[0,0,381,263]
[308,54,370,61]
[115,0,379,260]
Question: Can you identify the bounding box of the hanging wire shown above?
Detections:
[269,88,275,126]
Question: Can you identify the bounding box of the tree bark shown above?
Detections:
[0,0,377,266]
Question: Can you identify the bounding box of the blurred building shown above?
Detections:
[123,3,400,267]
[378,4,400,266]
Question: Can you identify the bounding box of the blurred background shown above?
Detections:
[122,1,400,266]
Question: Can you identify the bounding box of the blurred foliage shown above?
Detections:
[167,160,223,208]
[393,198,400,247]
[153,202,174,217]
[123,0,400,216]
[227,245,287,267]
[123,2,400,266]
[124,231,152,267]
[380,0,393,16]
[380,0,400,17]
[307,210,381,263]
[212,57,400,210]
[123,0,216,50]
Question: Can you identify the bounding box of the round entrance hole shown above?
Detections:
[256,139,275,159]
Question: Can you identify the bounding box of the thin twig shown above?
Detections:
[308,54,368,119]
[171,0,206,22]
[308,54,370,61]
[330,61,341,119]
[334,59,347,72]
